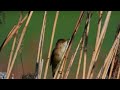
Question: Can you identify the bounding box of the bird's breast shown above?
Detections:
[53,47,66,63]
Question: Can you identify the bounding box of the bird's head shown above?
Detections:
[56,39,68,48]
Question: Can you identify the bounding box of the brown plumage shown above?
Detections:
[50,39,68,77]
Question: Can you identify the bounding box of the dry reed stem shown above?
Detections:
[18,11,23,23]
[90,38,105,78]
[75,27,90,79]
[63,55,74,79]
[90,37,105,79]
[95,11,103,48]
[97,45,117,78]
[117,65,120,79]
[90,11,111,79]
[102,46,118,79]
[6,11,33,79]
[97,44,117,79]
[56,11,84,79]
[62,11,84,76]
[6,32,17,74]
[108,56,115,79]
[0,14,28,52]
[38,59,44,79]
[75,40,84,79]
[37,11,47,79]
[61,11,84,78]
[36,11,46,74]
[36,11,47,63]
[7,11,23,73]
[83,47,87,79]
[87,11,112,79]
[0,26,16,52]
[102,42,119,79]
[90,11,103,79]
[91,25,109,78]
[3,15,27,48]
[38,21,46,79]
[64,38,82,79]
[7,26,17,39]
[97,32,120,79]
[43,11,59,79]
[101,42,119,78]
[36,29,43,74]
[82,12,92,79]
[38,12,47,65]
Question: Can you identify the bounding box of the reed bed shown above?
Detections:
[1,11,120,79]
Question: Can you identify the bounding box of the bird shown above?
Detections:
[50,39,68,77]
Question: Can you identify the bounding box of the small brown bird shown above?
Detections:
[50,39,68,77]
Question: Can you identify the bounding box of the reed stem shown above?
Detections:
[117,65,120,79]
[82,11,92,79]
[64,38,82,79]
[36,11,47,79]
[43,11,59,79]
[56,11,84,79]
[87,11,112,79]
[6,11,33,79]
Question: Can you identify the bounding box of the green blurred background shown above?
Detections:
[0,11,120,79]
